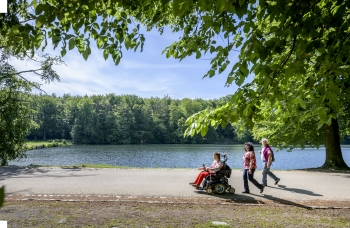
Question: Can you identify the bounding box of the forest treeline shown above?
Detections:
[26,94,257,144]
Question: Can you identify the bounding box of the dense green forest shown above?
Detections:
[26,94,257,144]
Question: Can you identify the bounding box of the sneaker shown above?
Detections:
[197,187,204,190]
[260,186,264,193]
[274,178,280,185]
[262,184,267,186]
[242,191,250,194]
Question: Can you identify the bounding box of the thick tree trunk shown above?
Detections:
[322,118,349,170]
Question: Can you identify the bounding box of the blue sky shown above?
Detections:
[12,28,241,100]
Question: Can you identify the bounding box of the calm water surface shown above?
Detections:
[8,144,350,170]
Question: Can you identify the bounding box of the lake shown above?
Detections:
[8,144,350,170]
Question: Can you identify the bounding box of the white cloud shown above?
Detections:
[9,30,239,99]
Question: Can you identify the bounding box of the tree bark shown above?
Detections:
[322,118,349,170]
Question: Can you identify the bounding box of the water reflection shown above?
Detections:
[9,144,350,170]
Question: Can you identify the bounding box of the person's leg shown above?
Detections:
[202,173,214,189]
[242,169,249,193]
[202,175,210,188]
[267,164,280,184]
[248,169,264,192]
[267,170,278,181]
[194,172,209,186]
[262,162,269,186]
[193,172,202,184]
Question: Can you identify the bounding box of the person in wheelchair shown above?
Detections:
[195,153,235,194]
[189,152,223,189]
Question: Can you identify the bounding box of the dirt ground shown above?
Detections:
[1,195,350,228]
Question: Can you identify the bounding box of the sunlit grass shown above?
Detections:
[25,139,72,150]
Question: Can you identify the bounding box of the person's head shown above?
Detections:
[213,152,221,161]
[261,138,269,147]
[244,142,254,152]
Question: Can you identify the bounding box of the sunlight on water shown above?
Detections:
[8,144,350,170]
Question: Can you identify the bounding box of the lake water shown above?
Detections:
[8,144,350,170]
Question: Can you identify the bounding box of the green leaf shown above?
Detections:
[319,109,327,122]
[239,65,249,77]
[221,120,228,128]
[35,4,43,14]
[215,0,235,12]
[61,48,67,57]
[103,49,109,60]
[259,48,268,60]
[52,35,60,45]
[47,13,56,23]
[82,47,91,60]
[173,0,192,16]
[243,24,250,33]
[201,125,208,137]
[97,37,104,49]
[243,104,251,116]
[235,2,247,19]
[36,15,46,28]
[125,37,131,49]
[196,50,201,59]
[68,38,75,50]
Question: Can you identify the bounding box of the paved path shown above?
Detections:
[1,167,349,206]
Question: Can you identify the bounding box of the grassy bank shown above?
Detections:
[27,164,197,169]
[25,140,73,150]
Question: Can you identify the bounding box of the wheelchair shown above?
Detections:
[200,153,235,194]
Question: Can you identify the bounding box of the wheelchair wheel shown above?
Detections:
[206,188,213,194]
[229,188,235,194]
[214,184,226,194]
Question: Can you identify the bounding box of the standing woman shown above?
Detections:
[259,138,280,186]
[242,142,264,194]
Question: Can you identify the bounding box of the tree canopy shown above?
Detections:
[1,0,350,169]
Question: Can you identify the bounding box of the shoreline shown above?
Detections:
[2,164,350,173]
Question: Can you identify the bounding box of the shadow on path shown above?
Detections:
[268,185,323,196]
[192,185,319,209]
[216,192,313,209]
[193,190,263,204]
[261,194,313,209]
[0,166,50,180]
[0,166,97,180]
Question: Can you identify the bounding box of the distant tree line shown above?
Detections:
[26,94,257,144]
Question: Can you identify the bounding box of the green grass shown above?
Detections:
[25,140,72,150]
[80,164,129,169]
[27,164,131,169]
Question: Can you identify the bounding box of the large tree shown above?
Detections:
[2,0,350,169]
[0,0,63,165]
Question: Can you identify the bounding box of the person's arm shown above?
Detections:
[208,160,216,170]
[211,161,223,171]
[248,152,254,174]
[267,150,272,168]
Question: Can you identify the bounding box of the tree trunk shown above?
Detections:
[321,118,349,170]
